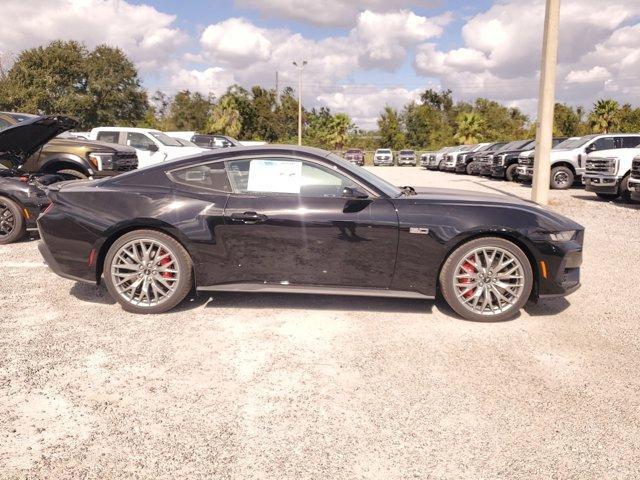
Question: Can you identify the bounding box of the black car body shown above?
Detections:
[470,141,524,176]
[344,149,365,166]
[456,143,506,174]
[0,115,78,244]
[492,138,567,181]
[38,145,584,321]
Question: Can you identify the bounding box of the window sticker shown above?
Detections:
[247,159,302,193]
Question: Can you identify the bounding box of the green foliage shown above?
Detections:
[454,111,485,144]
[617,104,640,133]
[0,40,146,129]
[169,90,213,132]
[207,95,242,138]
[553,103,583,137]
[377,106,406,149]
[589,99,620,134]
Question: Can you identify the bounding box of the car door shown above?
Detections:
[125,132,162,168]
[217,155,399,289]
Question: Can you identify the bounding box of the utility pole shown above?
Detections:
[293,60,307,146]
[275,70,279,99]
[531,0,561,205]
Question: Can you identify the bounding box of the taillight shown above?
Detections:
[42,203,55,215]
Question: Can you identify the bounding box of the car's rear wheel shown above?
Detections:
[439,237,533,322]
[550,166,574,190]
[103,230,193,314]
[0,196,26,245]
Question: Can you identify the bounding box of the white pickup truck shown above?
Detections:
[516,133,640,190]
[89,127,207,169]
[629,156,640,201]
[584,143,640,201]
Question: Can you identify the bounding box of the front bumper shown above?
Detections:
[533,232,584,299]
[629,178,640,200]
[516,166,533,182]
[491,165,506,177]
[398,158,416,166]
[374,158,394,166]
[584,175,621,195]
[478,163,493,175]
[443,163,457,171]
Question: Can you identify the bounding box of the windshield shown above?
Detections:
[149,131,182,147]
[377,149,391,154]
[482,142,503,151]
[327,153,401,197]
[400,150,414,154]
[3,112,37,123]
[346,149,361,154]
[554,136,593,149]
[176,138,198,147]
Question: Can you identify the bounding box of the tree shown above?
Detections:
[589,99,620,134]
[617,104,640,133]
[454,112,485,144]
[377,106,405,150]
[169,90,213,131]
[553,103,582,137]
[472,98,529,141]
[0,40,146,129]
[207,95,242,138]
[326,113,351,150]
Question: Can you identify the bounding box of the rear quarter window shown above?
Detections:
[169,162,231,192]
[97,131,121,144]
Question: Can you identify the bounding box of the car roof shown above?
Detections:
[91,126,162,133]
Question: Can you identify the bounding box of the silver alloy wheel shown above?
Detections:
[554,171,570,187]
[453,246,526,316]
[110,239,180,308]
[0,201,15,237]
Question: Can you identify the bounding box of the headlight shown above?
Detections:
[548,231,576,242]
[88,153,115,170]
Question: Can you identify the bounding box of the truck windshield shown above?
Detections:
[554,135,595,149]
[149,132,183,147]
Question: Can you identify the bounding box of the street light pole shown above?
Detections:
[531,0,561,205]
[293,60,307,146]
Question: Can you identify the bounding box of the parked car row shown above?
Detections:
[423,133,640,201]
[1,114,584,322]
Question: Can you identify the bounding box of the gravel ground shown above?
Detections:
[1,168,639,479]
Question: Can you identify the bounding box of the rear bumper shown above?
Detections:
[38,240,94,284]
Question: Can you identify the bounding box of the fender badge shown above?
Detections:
[409,227,430,235]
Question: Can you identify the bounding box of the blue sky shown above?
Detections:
[1,0,639,128]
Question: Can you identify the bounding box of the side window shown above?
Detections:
[591,137,615,151]
[225,158,359,197]
[0,118,12,131]
[169,162,231,192]
[127,132,156,151]
[620,137,640,148]
[96,131,120,144]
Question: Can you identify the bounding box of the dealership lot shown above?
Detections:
[1,168,639,479]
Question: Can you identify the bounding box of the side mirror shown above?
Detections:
[342,186,369,199]
[585,144,595,153]
[147,143,159,152]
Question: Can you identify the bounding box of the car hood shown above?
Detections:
[405,187,583,230]
[49,137,137,153]
[0,115,78,167]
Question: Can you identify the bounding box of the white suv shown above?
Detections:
[89,127,207,169]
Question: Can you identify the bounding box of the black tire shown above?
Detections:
[0,196,26,245]
[103,229,193,314]
[550,166,574,190]
[620,175,631,202]
[466,163,474,175]
[505,164,518,182]
[57,168,88,180]
[439,237,534,322]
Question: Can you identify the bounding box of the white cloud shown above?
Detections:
[317,85,427,129]
[200,18,273,67]
[168,68,237,98]
[235,0,440,27]
[414,0,640,113]
[0,0,186,72]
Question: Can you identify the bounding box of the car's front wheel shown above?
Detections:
[439,237,533,322]
[550,166,574,190]
[0,196,26,245]
[505,164,518,182]
[103,230,193,314]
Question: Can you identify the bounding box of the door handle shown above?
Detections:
[230,211,268,224]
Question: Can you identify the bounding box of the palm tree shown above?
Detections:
[326,113,351,150]
[589,99,620,134]
[207,95,242,138]
[454,112,485,144]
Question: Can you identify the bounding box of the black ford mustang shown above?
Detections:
[1,115,77,244]
[38,145,584,321]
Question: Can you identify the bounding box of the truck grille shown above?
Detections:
[519,157,533,166]
[114,153,138,172]
[586,157,616,175]
[492,155,503,166]
[631,158,640,180]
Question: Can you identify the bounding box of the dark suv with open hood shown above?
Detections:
[0,112,137,179]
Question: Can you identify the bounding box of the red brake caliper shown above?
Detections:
[158,250,174,279]
[460,257,476,298]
